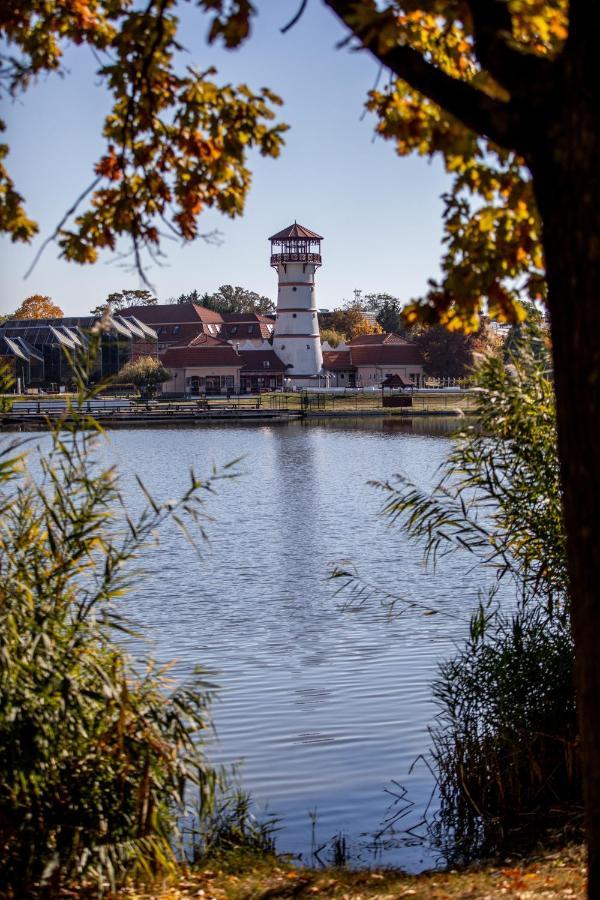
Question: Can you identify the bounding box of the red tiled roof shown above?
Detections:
[350,345,424,366]
[269,222,323,241]
[239,350,286,373]
[155,323,208,346]
[121,303,205,324]
[348,332,410,346]
[226,323,273,340]
[122,303,227,325]
[187,332,231,347]
[222,313,274,323]
[322,350,355,371]
[162,345,241,368]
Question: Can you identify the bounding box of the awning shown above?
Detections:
[128,315,158,340]
[49,324,77,348]
[15,337,44,362]
[2,336,28,361]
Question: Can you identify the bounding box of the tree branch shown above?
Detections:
[323,0,530,153]
[467,0,554,91]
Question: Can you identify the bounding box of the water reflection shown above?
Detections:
[95,419,497,872]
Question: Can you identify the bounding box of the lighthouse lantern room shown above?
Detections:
[269,222,323,385]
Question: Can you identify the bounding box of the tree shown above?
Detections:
[114,355,170,399]
[169,289,214,306]
[415,325,474,379]
[320,328,346,348]
[313,6,600,885]
[324,303,381,340]
[5,1,600,886]
[363,293,407,335]
[11,295,64,319]
[202,285,275,315]
[0,3,286,274]
[503,300,548,361]
[91,289,158,316]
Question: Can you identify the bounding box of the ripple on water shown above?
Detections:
[90,419,506,872]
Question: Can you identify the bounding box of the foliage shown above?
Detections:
[503,300,548,361]
[320,328,346,348]
[0,2,286,273]
[169,289,213,306]
[321,1,568,331]
[372,329,576,857]
[192,789,279,868]
[115,354,171,398]
[201,285,275,316]
[91,288,158,316]
[0,354,229,894]
[10,294,64,320]
[415,320,500,379]
[363,293,407,336]
[324,304,381,341]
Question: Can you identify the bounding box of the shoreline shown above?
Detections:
[0,407,467,431]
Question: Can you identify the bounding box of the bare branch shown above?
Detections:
[281,0,310,34]
[23,176,102,279]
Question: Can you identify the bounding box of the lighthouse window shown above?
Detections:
[306,344,310,349]
[281,344,285,350]
[293,287,297,291]
[292,313,297,318]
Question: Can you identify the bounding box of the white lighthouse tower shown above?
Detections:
[269,222,323,386]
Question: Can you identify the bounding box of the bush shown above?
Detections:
[372,324,579,860]
[0,368,226,895]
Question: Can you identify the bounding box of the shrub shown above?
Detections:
[370,324,579,859]
[0,366,226,895]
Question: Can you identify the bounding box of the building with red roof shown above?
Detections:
[322,333,425,388]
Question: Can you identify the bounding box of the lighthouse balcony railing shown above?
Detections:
[270,252,321,266]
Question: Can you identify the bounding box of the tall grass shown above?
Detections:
[0,350,235,896]
[371,326,580,861]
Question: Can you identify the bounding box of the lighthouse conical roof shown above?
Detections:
[269,222,323,240]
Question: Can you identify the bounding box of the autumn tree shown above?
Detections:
[202,285,275,315]
[324,303,381,339]
[5,0,600,888]
[0,2,286,273]
[317,2,600,887]
[11,295,64,319]
[91,289,158,316]
[363,293,407,335]
[320,328,346,348]
[114,355,170,399]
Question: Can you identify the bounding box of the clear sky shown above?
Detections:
[0,1,450,318]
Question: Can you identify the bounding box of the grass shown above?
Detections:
[69,843,585,898]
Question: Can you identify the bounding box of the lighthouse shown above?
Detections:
[269,222,323,385]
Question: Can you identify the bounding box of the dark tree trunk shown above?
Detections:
[529,63,600,896]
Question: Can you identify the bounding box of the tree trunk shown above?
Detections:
[530,83,600,897]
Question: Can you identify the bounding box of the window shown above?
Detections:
[293,287,297,291]
[263,360,270,368]
[173,325,181,335]
[292,313,297,318]
[281,344,285,350]
[230,325,238,334]
[221,375,234,388]
[306,344,310,349]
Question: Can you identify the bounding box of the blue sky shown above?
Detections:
[0,1,450,317]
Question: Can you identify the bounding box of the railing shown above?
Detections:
[270,253,322,266]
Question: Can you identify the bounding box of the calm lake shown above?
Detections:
[75,418,500,870]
